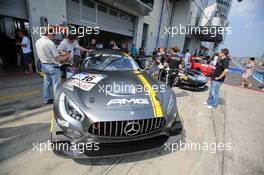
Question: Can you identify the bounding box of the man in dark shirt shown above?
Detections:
[203,48,230,108]
[89,38,97,49]
[166,46,183,87]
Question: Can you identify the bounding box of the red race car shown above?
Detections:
[190,57,215,76]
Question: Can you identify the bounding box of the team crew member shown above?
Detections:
[17,30,33,73]
[130,44,137,59]
[203,48,230,108]
[89,38,97,49]
[109,40,119,50]
[73,40,81,67]
[165,46,183,88]
[184,49,191,67]
[58,34,90,65]
[35,28,69,104]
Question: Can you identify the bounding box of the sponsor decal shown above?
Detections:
[57,118,69,127]
[107,98,149,106]
[134,71,163,118]
[68,79,95,91]
[71,72,106,84]
[68,72,106,91]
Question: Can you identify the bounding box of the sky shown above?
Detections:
[222,0,264,57]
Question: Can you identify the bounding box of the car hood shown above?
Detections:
[62,70,164,111]
[181,68,208,82]
[201,63,214,69]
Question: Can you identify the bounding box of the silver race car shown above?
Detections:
[51,50,182,158]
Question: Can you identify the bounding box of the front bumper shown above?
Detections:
[50,115,182,158]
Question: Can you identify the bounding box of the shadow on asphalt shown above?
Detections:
[0,98,44,117]
[0,123,49,138]
[175,90,189,98]
[218,97,225,105]
[73,134,186,166]
[0,123,50,161]
[0,106,52,125]
[178,85,208,92]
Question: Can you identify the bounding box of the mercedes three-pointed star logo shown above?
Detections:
[124,121,141,136]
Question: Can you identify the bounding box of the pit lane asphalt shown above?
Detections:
[0,74,263,175]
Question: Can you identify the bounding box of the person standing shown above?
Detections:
[130,44,137,59]
[35,28,69,104]
[73,40,81,67]
[17,30,33,73]
[203,48,230,108]
[165,46,183,88]
[158,48,166,66]
[58,34,90,65]
[184,49,191,67]
[138,47,145,58]
[89,38,97,49]
[109,40,119,50]
[121,41,129,54]
[240,57,255,88]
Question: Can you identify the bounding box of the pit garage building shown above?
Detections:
[0,0,153,73]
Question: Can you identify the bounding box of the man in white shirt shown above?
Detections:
[35,27,69,104]
[58,34,90,66]
[17,30,33,73]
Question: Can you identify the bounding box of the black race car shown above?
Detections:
[159,68,208,91]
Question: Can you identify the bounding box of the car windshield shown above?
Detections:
[194,59,206,64]
[82,54,139,71]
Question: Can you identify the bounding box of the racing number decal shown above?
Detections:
[82,75,96,82]
[69,73,106,91]
[134,71,163,118]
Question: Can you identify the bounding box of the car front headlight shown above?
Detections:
[58,92,85,122]
[167,94,175,116]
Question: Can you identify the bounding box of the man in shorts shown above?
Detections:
[17,30,33,73]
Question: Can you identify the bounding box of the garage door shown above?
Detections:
[0,0,28,20]
[66,0,134,37]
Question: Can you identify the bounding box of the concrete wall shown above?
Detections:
[134,0,173,54]
[142,0,163,54]
[144,0,163,54]
[25,0,217,59]
[167,0,191,52]
[26,0,67,63]
[189,36,201,55]
[134,16,144,49]
[200,3,216,26]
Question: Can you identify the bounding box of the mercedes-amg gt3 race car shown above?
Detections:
[51,50,182,158]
